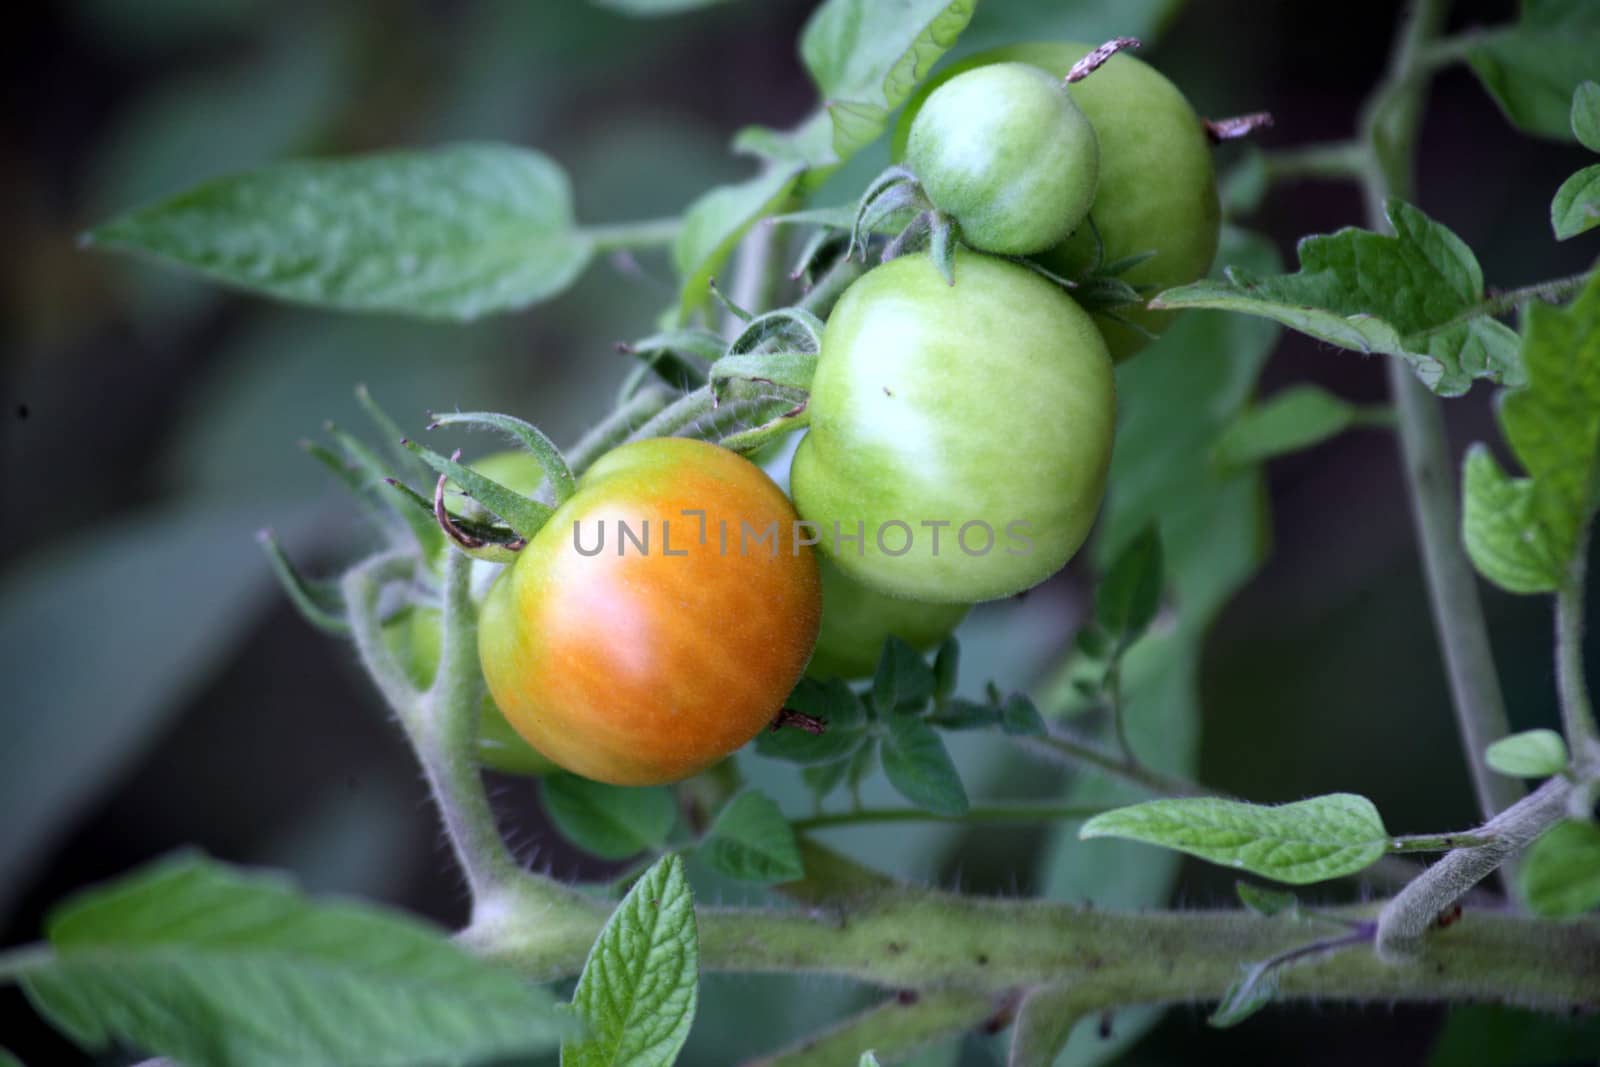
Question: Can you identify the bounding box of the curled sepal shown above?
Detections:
[431,470,525,565]
[383,477,524,563]
[616,328,719,401]
[850,165,928,261]
[354,384,429,485]
[426,410,576,504]
[313,425,443,559]
[402,440,552,540]
[788,226,851,287]
[710,351,819,395]
[256,529,349,634]
[726,306,826,357]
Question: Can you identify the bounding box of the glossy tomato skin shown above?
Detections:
[807,556,969,680]
[479,438,822,786]
[790,250,1114,604]
[907,62,1097,255]
[895,42,1219,362]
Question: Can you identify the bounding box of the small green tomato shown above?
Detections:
[906,62,1099,256]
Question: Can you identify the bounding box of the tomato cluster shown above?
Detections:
[472,40,1221,785]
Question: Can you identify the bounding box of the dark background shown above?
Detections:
[3,1,1597,1064]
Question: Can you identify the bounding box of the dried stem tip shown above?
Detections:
[1204,111,1275,143]
[1065,37,1141,84]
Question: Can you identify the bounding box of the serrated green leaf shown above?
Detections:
[755,677,869,764]
[1462,270,1600,594]
[738,0,976,183]
[1519,819,1600,916]
[872,636,936,713]
[1096,525,1163,650]
[880,713,968,816]
[1079,794,1390,885]
[925,697,998,730]
[1552,163,1600,240]
[1153,200,1523,397]
[1208,960,1278,1028]
[21,853,570,1067]
[1484,729,1570,777]
[1213,386,1368,469]
[542,774,677,861]
[1235,881,1300,918]
[999,692,1047,737]
[1465,1,1600,140]
[88,144,592,320]
[1574,82,1600,152]
[565,853,699,1067]
[673,167,801,321]
[802,754,856,798]
[699,791,804,884]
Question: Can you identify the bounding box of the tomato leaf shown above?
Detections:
[1213,386,1382,469]
[699,791,805,884]
[1079,794,1390,885]
[1095,525,1163,652]
[1462,269,1600,594]
[1153,200,1524,397]
[1235,881,1301,918]
[673,167,801,322]
[755,677,869,764]
[871,636,936,714]
[880,713,968,816]
[1464,1,1600,140]
[1519,819,1600,916]
[1573,81,1600,151]
[998,692,1047,737]
[1484,729,1570,778]
[931,637,959,700]
[737,0,978,181]
[1552,164,1600,240]
[86,144,592,320]
[541,774,678,861]
[564,853,699,1067]
[20,853,571,1067]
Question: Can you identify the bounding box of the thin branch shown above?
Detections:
[1557,524,1600,767]
[1021,730,1209,798]
[585,216,682,253]
[1357,0,1524,831]
[792,801,1110,833]
[1389,832,1493,852]
[1260,141,1368,184]
[565,385,673,475]
[1375,776,1573,959]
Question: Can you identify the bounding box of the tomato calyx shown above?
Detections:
[430,458,526,563]
[1062,36,1141,84]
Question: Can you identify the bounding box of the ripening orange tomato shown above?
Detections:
[478,437,822,785]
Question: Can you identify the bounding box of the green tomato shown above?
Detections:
[807,556,970,680]
[906,62,1098,255]
[790,250,1114,604]
[384,604,558,778]
[896,41,1220,362]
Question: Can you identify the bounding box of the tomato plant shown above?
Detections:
[905,62,1098,255]
[17,4,1600,1067]
[791,248,1115,604]
[896,40,1221,362]
[807,556,969,680]
[477,437,821,786]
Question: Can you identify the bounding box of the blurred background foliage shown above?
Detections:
[3,1,1598,1064]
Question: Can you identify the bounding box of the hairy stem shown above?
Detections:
[1389,832,1493,852]
[1375,777,1573,958]
[1261,140,1368,183]
[743,989,999,1067]
[1359,0,1523,830]
[1022,731,1209,798]
[1557,525,1600,767]
[566,385,674,475]
[465,884,1600,1011]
